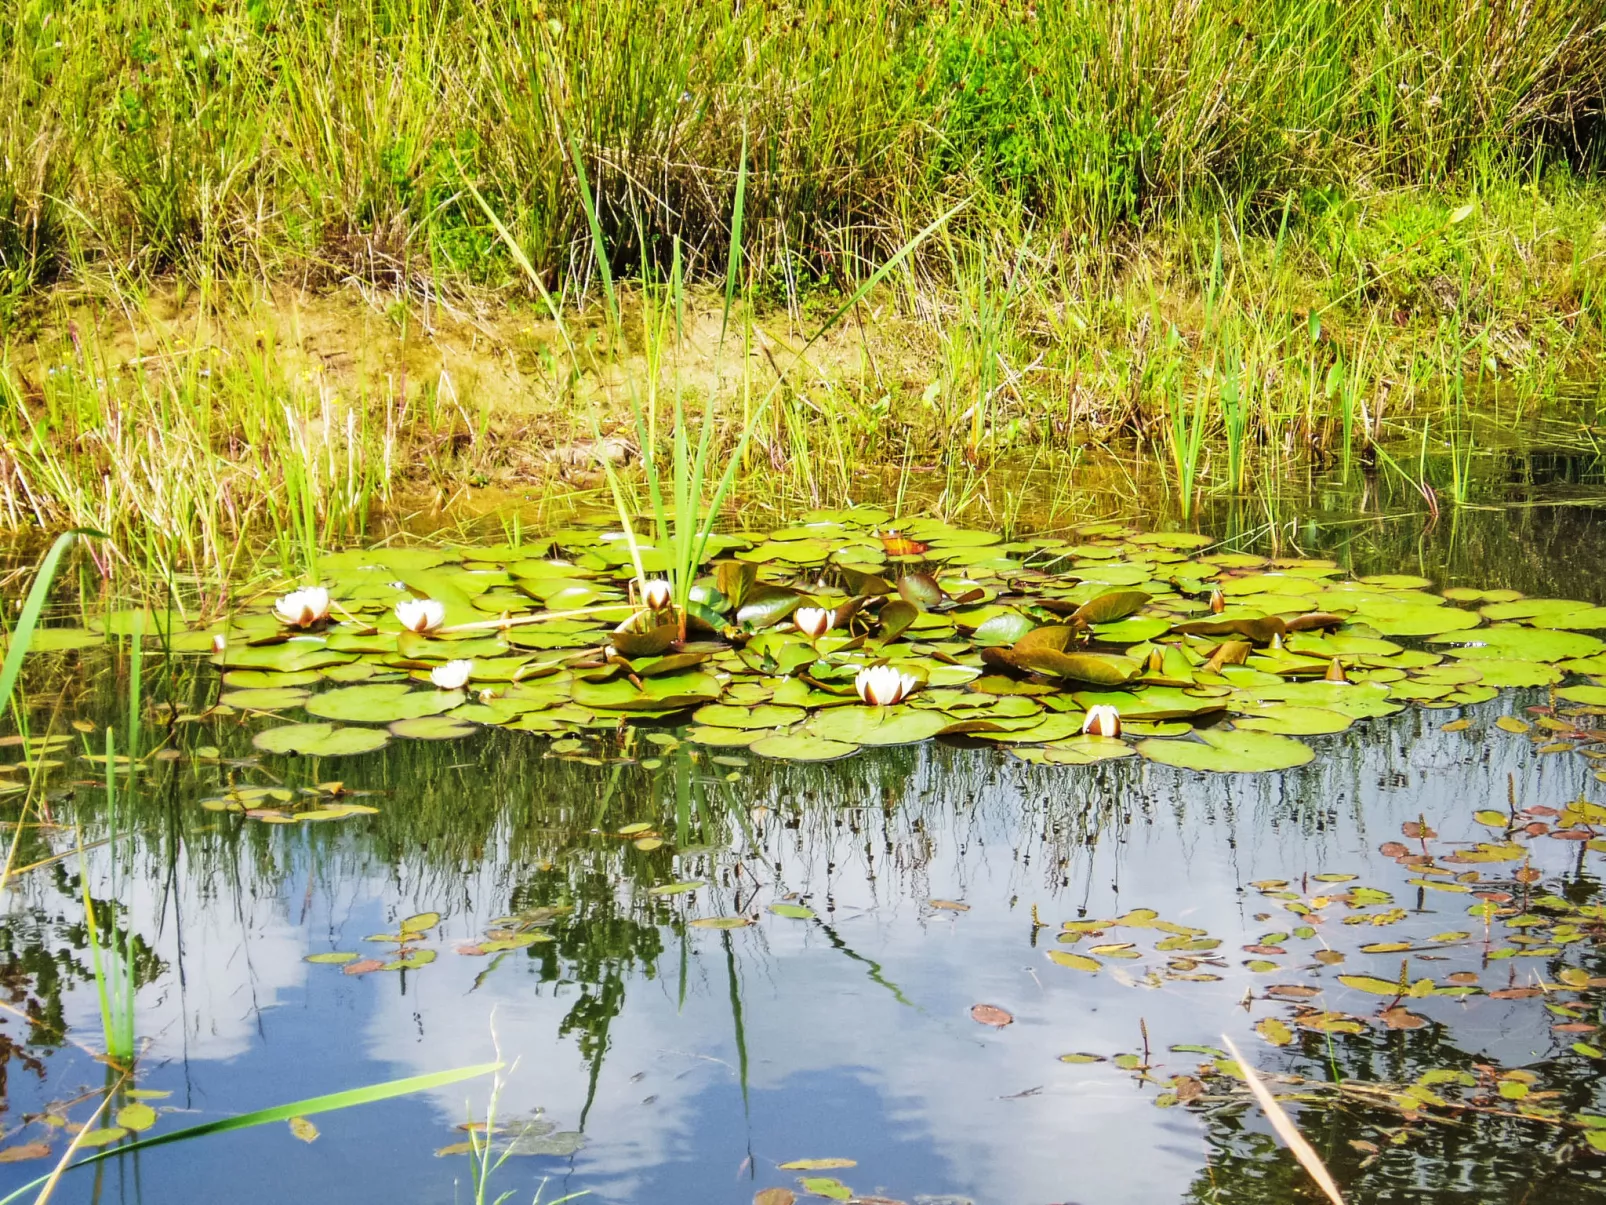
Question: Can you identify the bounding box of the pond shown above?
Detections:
[4,453,1606,1205]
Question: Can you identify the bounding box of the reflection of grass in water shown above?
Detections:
[80,728,135,1068]
[0,532,88,893]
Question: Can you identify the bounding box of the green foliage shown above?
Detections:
[0,0,1601,292]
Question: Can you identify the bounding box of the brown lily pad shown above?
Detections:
[970,1003,1014,1027]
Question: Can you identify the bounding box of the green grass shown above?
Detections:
[0,0,1600,577]
[0,0,1601,299]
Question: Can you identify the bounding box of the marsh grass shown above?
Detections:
[0,3,1600,578]
[0,0,1602,298]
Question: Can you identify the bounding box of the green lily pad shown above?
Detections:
[1470,660,1560,688]
[221,643,354,673]
[307,683,464,723]
[749,734,861,762]
[252,723,391,757]
[1091,617,1172,643]
[684,725,762,747]
[769,903,817,919]
[804,706,951,746]
[5,627,102,653]
[691,704,807,729]
[1479,598,1588,621]
[1355,603,1482,637]
[1012,735,1135,765]
[389,715,478,740]
[114,1103,158,1133]
[1231,680,1402,719]
[1431,625,1606,662]
[1137,728,1314,773]
[1535,607,1606,630]
[972,611,1036,646]
[572,670,721,711]
[1233,705,1354,735]
[219,686,311,710]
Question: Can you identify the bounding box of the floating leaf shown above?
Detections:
[749,734,860,762]
[1138,728,1314,773]
[1047,950,1100,973]
[779,1159,857,1171]
[970,1003,1014,1027]
[75,1128,128,1148]
[798,1178,852,1201]
[114,1104,157,1133]
[769,904,816,920]
[253,723,390,757]
[1254,1017,1294,1047]
[304,683,460,723]
[390,715,477,740]
[401,912,441,934]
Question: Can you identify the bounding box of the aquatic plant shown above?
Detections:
[0,1064,498,1205]
[0,513,1589,790]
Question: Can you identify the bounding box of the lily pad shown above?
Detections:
[307,683,464,723]
[1137,728,1314,773]
[389,715,479,740]
[219,686,312,710]
[692,704,806,729]
[804,706,951,746]
[1431,625,1606,662]
[749,734,860,762]
[253,723,391,757]
[1233,705,1354,735]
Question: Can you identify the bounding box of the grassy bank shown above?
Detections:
[2,0,1603,298]
[0,0,1604,581]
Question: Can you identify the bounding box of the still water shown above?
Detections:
[4,458,1606,1205]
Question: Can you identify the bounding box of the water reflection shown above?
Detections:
[4,459,1606,1202]
[0,671,1597,1204]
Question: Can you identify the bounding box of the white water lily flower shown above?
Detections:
[855,664,918,707]
[430,659,473,690]
[210,633,227,654]
[395,598,446,634]
[1081,704,1121,738]
[642,579,673,611]
[274,586,330,629]
[794,607,834,639]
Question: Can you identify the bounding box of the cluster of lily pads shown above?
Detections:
[1058,790,1606,1154]
[127,508,1606,770]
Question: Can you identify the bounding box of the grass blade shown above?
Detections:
[0,532,84,716]
[718,130,748,354]
[0,1062,502,1205]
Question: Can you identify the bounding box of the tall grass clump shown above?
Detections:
[0,0,1599,298]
